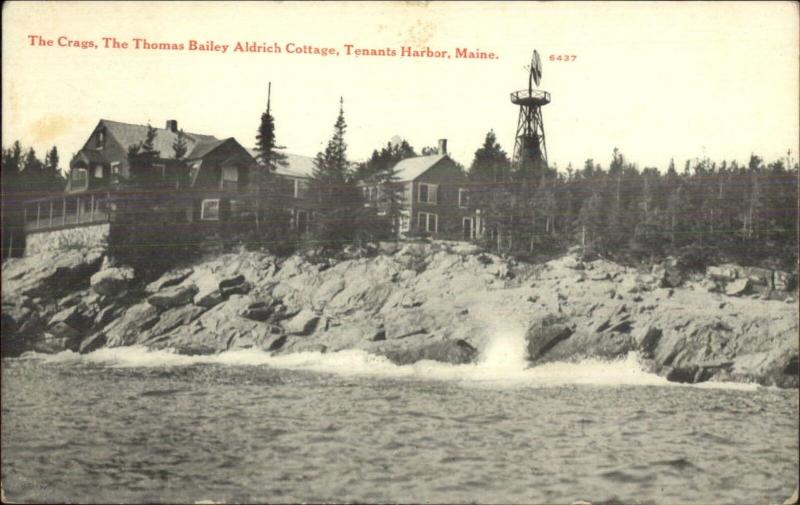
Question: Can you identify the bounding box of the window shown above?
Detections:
[72,168,88,188]
[296,210,309,233]
[110,162,120,175]
[417,211,438,233]
[200,199,220,221]
[93,165,103,178]
[222,166,238,187]
[97,130,105,149]
[418,183,437,204]
[458,188,469,208]
[292,179,308,199]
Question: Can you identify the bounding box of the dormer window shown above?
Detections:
[72,168,88,189]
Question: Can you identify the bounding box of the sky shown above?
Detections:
[3,1,798,173]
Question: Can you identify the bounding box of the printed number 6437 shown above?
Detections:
[549,54,577,62]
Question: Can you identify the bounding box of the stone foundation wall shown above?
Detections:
[25,224,110,256]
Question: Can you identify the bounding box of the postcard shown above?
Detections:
[2,2,798,504]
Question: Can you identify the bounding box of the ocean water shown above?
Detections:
[1,341,798,504]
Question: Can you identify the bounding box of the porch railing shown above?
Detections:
[24,193,111,233]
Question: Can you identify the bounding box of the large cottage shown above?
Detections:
[23,119,258,235]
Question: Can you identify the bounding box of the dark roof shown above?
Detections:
[72,150,106,164]
[186,138,229,160]
[393,154,447,181]
[98,119,219,160]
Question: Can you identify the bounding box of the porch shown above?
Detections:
[23,192,112,233]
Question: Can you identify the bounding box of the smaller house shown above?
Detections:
[360,139,482,240]
[248,150,316,234]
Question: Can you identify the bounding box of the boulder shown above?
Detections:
[79,332,107,354]
[774,270,797,291]
[526,316,575,361]
[725,278,750,297]
[47,321,81,340]
[146,268,193,293]
[313,278,346,308]
[383,309,440,339]
[104,303,160,347]
[147,284,198,310]
[634,326,663,358]
[153,296,272,354]
[382,339,477,366]
[283,309,320,335]
[219,274,245,290]
[221,281,252,297]
[32,331,81,354]
[400,293,423,308]
[94,304,122,328]
[241,302,273,322]
[139,305,205,343]
[48,305,85,329]
[194,288,224,309]
[707,265,738,282]
[90,266,135,297]
[745,266,773,287]
[5,249,104,299]
[58,293,83,308]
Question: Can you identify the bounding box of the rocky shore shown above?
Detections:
[2,242,798,387]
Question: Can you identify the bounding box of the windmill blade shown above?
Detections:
[533,49,542,87]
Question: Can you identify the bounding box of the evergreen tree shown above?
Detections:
[172,129,188,160]
[310,97,358,248]
[140,124,160,160]
[469,130,510,182]
[253,85,290,243]
[255,84,288,172]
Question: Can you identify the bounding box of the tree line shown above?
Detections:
[256,99,798,270]
[467,131,799,271]
[1,142,66,258]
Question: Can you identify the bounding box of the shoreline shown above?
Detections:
[2,241,798,388]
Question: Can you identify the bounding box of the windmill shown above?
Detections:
[510,49,550,178]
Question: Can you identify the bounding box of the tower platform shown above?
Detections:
[510,89,550,106]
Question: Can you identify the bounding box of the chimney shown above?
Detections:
[165,119,178,133]
[438,138,448,155]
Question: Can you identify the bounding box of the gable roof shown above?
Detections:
[393,154,447,181]
[97,119,219,160]
[186,138,229,160]
[278,153,316,178]
[247,149,316,178]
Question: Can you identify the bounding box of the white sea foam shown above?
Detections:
[19,335,762,391]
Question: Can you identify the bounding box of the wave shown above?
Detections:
[17,344,761,391]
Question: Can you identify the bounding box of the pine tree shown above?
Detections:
[172,129,187,160]
[310,97,358,248]
[255,83,288,172]
[253,84,290,243]
[140,124,160,160]
[469,130,513,250]
[469,130,510,182]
